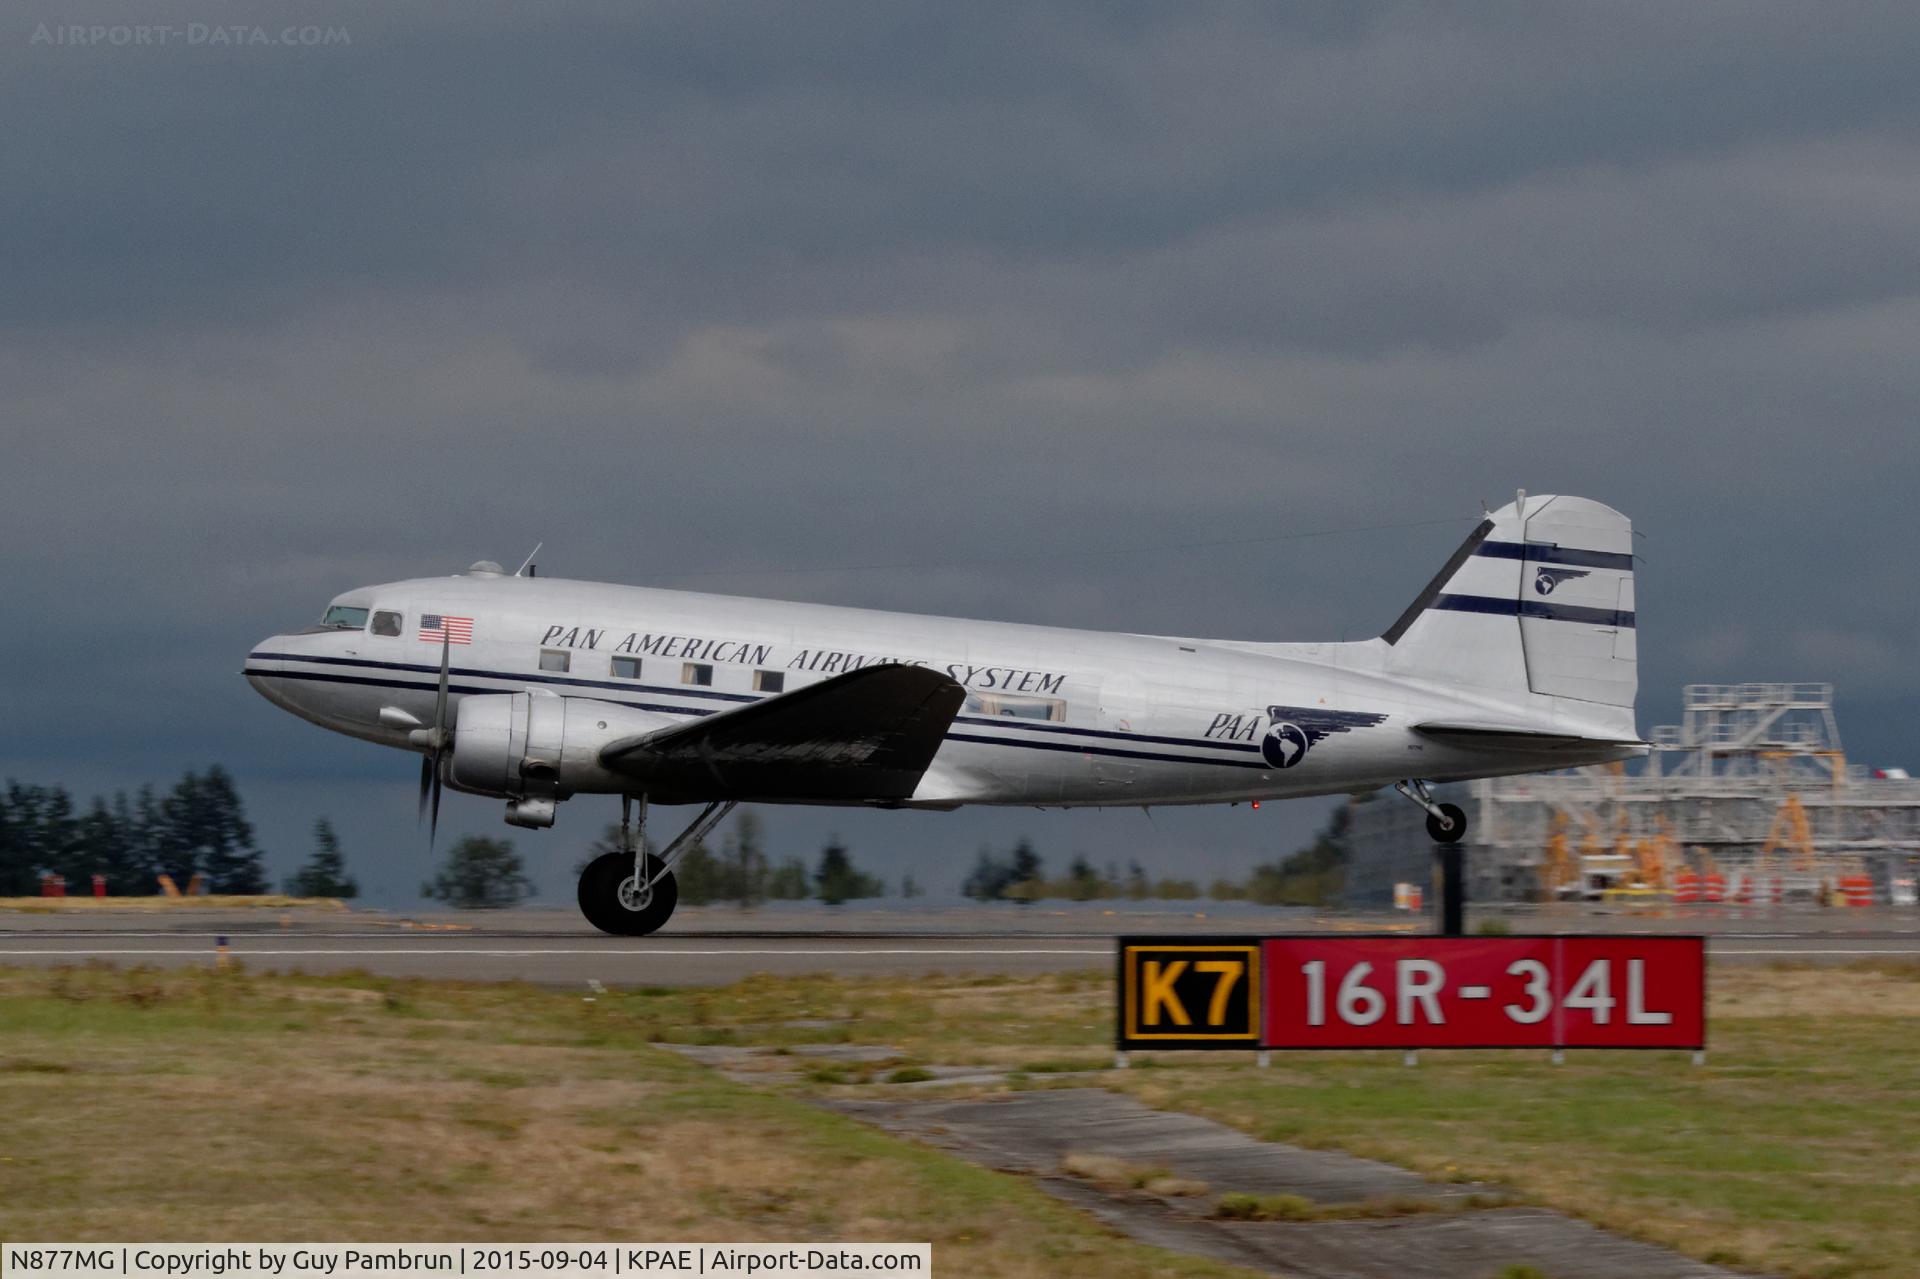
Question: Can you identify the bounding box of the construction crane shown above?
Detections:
[1762,793,1817,874]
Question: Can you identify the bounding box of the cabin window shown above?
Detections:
[682,662,713,687]
[611,656,642,679]
[540,649,571,673]
[965,691,1066,723]
[320,605,369,630]
[754,670,785,694]
[369,610,403,637]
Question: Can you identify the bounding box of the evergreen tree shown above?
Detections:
[718,809,769,906]
[287,818,359,898]
[814,837,882,905]
[196,767,268,894]
[1065,855,1104,900]
[102,790,156,892]
[900,873,923,899]
[0,783,50,895]
[1010,838,1043,888]
[127,785,166,893]
[767,857,811,900]
[69,798,121,891]
[38,787,82,886]
[156,767,267,893]
[0,782,81,894]
[674,839,724,904]
[961,847,1014,901]
[422,836,534,909]
[1241,803,1354,906]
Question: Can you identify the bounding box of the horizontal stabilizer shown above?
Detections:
[600,663,966,803]
[1413,721,1648,754]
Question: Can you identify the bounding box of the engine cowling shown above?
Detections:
[448,692,676,822]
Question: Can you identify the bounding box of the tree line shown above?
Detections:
[5,765,1359,909]
[960,804,1357,907]
[1,767,269,895]
[0,768,356,899]
[427,811,890,909]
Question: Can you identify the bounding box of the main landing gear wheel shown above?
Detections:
[1426,802,1468,844]
[578,851,677,936]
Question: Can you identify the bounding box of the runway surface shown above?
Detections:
[4,904,1917,986]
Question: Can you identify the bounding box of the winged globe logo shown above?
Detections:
[1252,704,1389,770]
[1534,566,1591,596]
[1261,721,1312,769]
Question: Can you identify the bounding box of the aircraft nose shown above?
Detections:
[244,636,300,711]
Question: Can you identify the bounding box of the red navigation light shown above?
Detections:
[1250,801,1260,810]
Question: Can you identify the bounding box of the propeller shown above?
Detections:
[411,633,454,846]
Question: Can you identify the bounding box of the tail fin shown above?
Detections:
[1382,494,1637,726]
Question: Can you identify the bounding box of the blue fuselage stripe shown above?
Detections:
[243,656,1274,771]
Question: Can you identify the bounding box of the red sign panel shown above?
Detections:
[1260,936,1704,1050]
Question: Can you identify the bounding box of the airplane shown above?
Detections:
[245,493,1644,935]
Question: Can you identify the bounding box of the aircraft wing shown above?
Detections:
[1413,721,1649,754]
[598,664,967,803]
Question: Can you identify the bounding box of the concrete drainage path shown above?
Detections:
[832,1089,1751,1279]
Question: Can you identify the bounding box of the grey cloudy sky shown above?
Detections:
[5,1,1918,902]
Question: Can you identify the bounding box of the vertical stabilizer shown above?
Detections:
[1382,495,1637,720]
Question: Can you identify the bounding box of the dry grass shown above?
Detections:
[1211,1191,1512,1223]
[7,957,1913,1278]
[0,895,348,912]
[612,960,1920,1279]
[1057,1153,1206,1197]
[0,964,1257,1279]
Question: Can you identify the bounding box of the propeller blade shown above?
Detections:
[433,633,451,734]
[419,633,452,848]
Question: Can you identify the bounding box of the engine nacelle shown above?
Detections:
[449,693,676,811]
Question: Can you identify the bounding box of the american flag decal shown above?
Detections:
[419,614,474,645]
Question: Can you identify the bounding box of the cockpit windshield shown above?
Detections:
[320,605,370,630]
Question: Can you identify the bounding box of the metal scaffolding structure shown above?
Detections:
[1344,683,1920,907]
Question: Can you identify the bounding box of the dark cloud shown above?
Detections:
[5,1,1919,897]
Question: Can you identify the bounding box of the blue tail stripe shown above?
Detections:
[1473,541,1634,572]
[1432,593,1635,628]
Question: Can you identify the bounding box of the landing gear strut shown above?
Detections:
[1395,779,1467,844]
[576,794,737,937]
[1396,779,1468,938]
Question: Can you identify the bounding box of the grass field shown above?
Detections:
[0,964,1256,1278]
[0,896,348,912]
[617,962,1920,1279]
[3,961,1916,1279]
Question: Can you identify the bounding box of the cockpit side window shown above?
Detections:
[370,611,403,637]
[321,605,370,630]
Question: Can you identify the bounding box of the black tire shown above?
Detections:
[577,851,677,936]
[1426,802,1468,844]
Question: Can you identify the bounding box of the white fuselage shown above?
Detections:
[244,567,1641,811]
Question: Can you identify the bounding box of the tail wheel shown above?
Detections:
[578,851,677,936]
[1426,802,1468,845]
